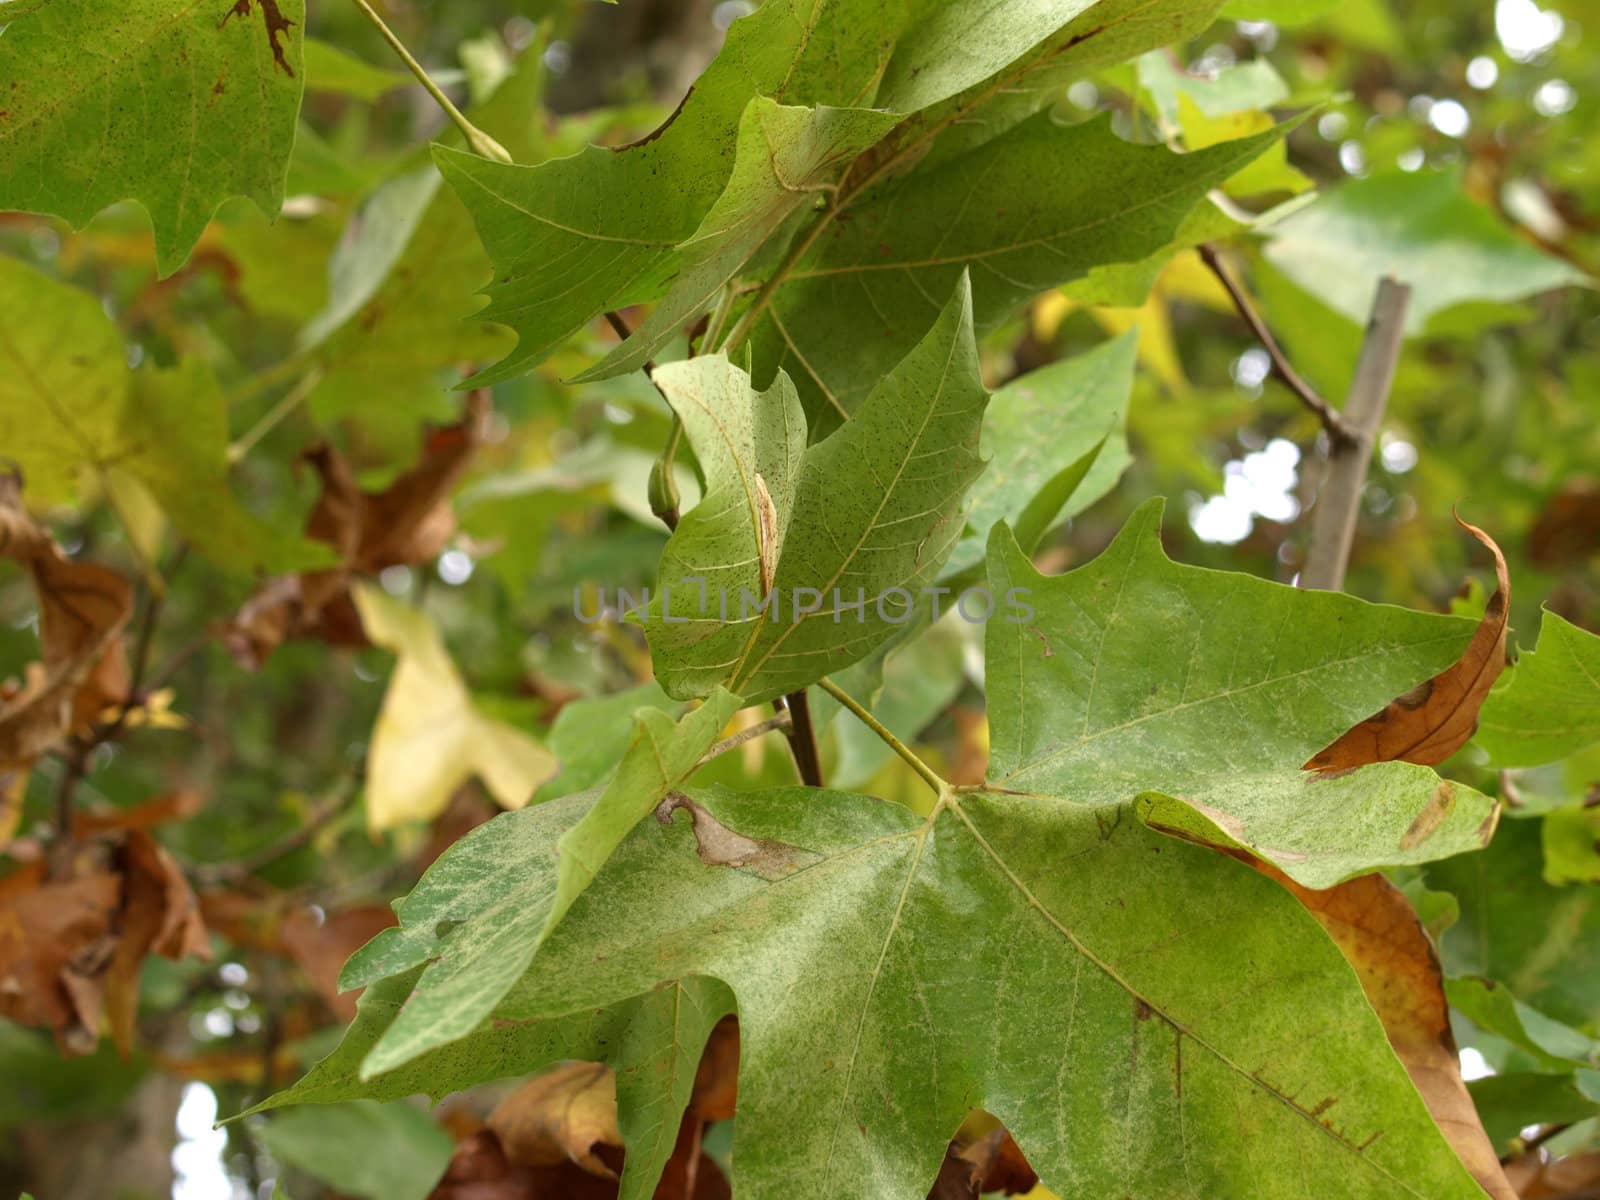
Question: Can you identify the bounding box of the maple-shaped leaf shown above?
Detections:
[643,276,987,706]
[0,0,305,275]
[338,691,740,1066]
[985,501,1500,887]
[259,782,1487,1198]
[251,969,733,1200]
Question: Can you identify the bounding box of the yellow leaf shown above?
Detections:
[353,583,556,830]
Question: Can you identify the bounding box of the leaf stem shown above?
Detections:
[1198,243,1356,447]
[227,368,324,464]
[348,0,512,164]
[780,689,825,787]
[817,677,945,796]
[694,710,792,769]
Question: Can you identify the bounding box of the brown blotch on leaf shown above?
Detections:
[1304,516,1510,771]
[219,0,296,78]
[654,792,816,880]
[1397,781,1457,851]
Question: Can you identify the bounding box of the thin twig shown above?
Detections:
[694,710,792,769]
[1199,243,1357,447]
[781,689,825,787]
[1301,277,1412,591]
[348,0,511,164]
[228,368,324,464]
[193,789,351,887]
[817,678,945,796]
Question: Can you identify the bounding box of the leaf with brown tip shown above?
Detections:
[1257,864,1517,1200]
[1305,518,1509,770]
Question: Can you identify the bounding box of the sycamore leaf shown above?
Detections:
[748,115,1289,425]
[352,585,555,831]
[337,693,739,1069]
[582,98,903,380]
[985,502,1499,887]
[1476,610,1600,768]
[1305,518,1509,771]
[0,258,318,572]
[0,0,305,275]
[1250,867,1515,1199]
[266,783,1486,1198]
[643,277,988,705]
[441,0,1230,386]
[255,969,733,1200]
[943,330,1137,578]
[1444,976,1599,1073]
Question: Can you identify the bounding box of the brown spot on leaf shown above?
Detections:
[219,0,296,78]
[655,793,816,880]
[1305,517,1509,771]
[1398,781,1456,850]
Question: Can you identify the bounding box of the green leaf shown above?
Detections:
[1445,977,1598,1073]
[581,98,902,379]
[260,1099,452,1200]
[1221,0,1339,22]
[1139,52,1290,125]
[1264,169,1591,337]
[984,501,1498,887]
[531,681,681,803]
[0,258,320,572]
[0,0,305,275]
[943,329,1137,578]
[1476,610,1600,768]
[645,276,990,705]
[340,691,740,1076]
[1430,817,1600,1029]
[303,36,409,101]
[1466,1072,1600,1152]
[286,783,1485,1197]
[748,114,1289,424]
[252,970,732,1200]
[1543,803,1600,885]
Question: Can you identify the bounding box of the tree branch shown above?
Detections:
[695,709,792,769]
[1301,277,1413,592]
[1199,243,1357,447]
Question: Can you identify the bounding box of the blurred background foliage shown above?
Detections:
[0,0,1597,1196]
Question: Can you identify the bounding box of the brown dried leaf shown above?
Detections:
[1504,1151,1600,1198]
[0,860,121,1053]
[1529,478,1600,568]
[488,1061,623,1177]
[688,1016,739,1122]
[929,1126,1039,1198]
[0,473,132,768]
[104,829,211,1055]
[226,393,488,667]
[1306,517,1509,770]
[1258,865,1516,1200]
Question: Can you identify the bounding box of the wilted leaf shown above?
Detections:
[488,1062,622,1176]
[0,473,132,771]
[227,393,488,667]
[281,904,397,1022]
[0,0,305,275]
[1305,518,1509,771]
[352,584,556,830]
[0,862,121,1054]
[1503,1150,1600,1198]
[1476,611,1600,769]
[1529,478,1600,568]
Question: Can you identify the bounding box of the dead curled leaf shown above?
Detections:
[489,1061,624,1177]
[0,829,209,1056]
[1504,1151,1600,1198]
[0,472,132,784]
[225,392,489,667]
[1251,863,1516,1200]
[1305,517,1509,771]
